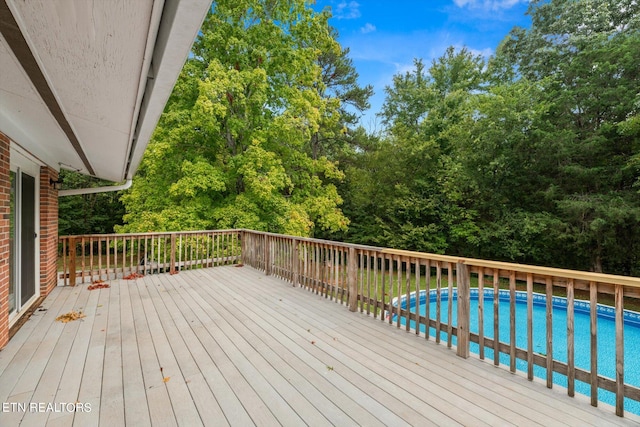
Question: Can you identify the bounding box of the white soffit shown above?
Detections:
[0,0,211,182]
[0,32,82,169]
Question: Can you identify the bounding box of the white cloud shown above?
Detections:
[360,23,376,34]
[335,1,361,19]
[453,0,526,11]
[468,47,494,59]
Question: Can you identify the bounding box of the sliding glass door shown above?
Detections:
[9,149,39,323]
[9,171,16,315]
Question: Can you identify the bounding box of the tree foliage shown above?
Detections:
[58,170,125,236]
[119,0,368,236]
[336,0,640,275]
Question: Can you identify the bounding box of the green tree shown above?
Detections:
[58,170,125,235]
[498,0,640,273]
[119,0,351,236]
[339,48,485,253]
[309,27,373,161]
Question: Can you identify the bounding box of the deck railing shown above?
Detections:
[58,230,241,285]
[59,229,640,417]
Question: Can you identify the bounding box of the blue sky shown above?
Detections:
[312,0,532,131]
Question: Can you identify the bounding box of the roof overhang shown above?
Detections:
[0,0,211,181]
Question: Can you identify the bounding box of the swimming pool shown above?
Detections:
[391,289,640,415]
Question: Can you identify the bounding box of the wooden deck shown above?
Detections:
[1,266,639,426]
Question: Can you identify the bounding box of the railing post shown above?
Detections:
[265,234,272,276]
[615,284,624,417]
[456,262,470,358]
[69,237,77,286]
[170,233,176,274]
[348,246,358,312]
[293,238,299,287]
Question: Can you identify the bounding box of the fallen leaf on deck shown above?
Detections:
[311,341,316,345]
[163,377,170,383]
[87,283,110,290]
[123,272,145,280]
[56,311,86,323]
[234,264,244,268]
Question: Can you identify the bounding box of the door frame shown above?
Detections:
[9,145,41,326]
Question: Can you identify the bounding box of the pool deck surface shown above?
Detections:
[1,265,639,426]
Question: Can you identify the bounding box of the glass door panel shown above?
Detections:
[20,173,36,306]
[9,171,16,314]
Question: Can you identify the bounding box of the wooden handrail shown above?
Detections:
[58,228,640,417]
[238,229,640,418]
[239,229,640,291]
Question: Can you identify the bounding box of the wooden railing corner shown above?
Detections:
[456,262,470,358]
[348,246,357,312]
[69,236,77,286]
[170,233,177,274]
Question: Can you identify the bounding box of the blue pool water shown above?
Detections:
[392,289,640,415]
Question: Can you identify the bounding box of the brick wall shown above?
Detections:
[40,166,58,296]
[0,132,10,349]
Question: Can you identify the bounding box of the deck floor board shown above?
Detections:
[1,265,639,426]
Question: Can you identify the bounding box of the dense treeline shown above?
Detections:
[58,170,125,236]
[59,0,640,275]
[331,0,640,275]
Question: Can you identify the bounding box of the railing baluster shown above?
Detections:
[546,276,553,388]
[336,247,341,301]
[510,271,516,373]
[414,258,420,336]
[493,269,500,367]
[69,237,76,286]
[373,252,378,319]
[396,256,402,329]
[81,236,86,282]
[62,238,67,286]
[436,261,442,344]
[348,246,357,312]
[527,273,534,380]
[615,284,624,416]
[106,235,110,279]
[293,239,299,287]
[129,236,134,276]
[380,254,386,323]
[567,278,575,397]
[590,280,598,407]
[478,267,484,359]
[456,262,470,359]
[359,251,364,312]
[447,262,453,348]
[405,258,411,332]
[89,237,94,283]
[388,255,394,326]
[98,238,103,280]
[313,243,318,293]
[136,236,142,274]
[425,260,430,340]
